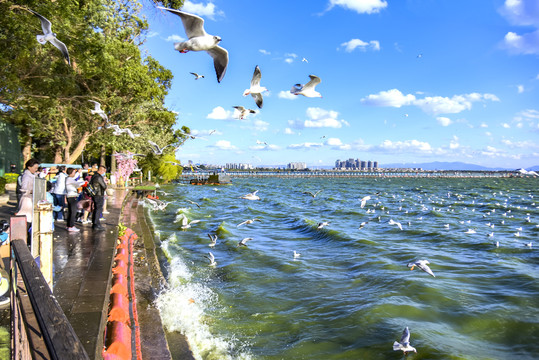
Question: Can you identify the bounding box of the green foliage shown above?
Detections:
[0,177,6,195]
[3,173,19,183]
[0,0,185,164]
[158,154,180,183]
[118,222,127,237]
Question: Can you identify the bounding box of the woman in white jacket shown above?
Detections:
[65,168,86,232]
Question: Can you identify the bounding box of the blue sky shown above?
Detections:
[140,0,539,168]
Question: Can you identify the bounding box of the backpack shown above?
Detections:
[84,182,97,196]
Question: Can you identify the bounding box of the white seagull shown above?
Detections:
[238,237,253,247]
[148,140,173,155]
[29,9,70,64]
[407,260,435,277]
[293,250,301,258]
[207,234,217,248]
[360,195,371,208]
[233,106,256,120]
[158,7,228,82]
[190,72,204,80]
[303,190,322,198]
[317,222,329,229]
[388,219,403,231]
[237,218,261,227]
[243,65,267,109]
[240,190,260,201]
[186,199,201,208]
[204,252,217,266]
[290,75,322,98]
[393,327,417,354]
[88,100,108,121]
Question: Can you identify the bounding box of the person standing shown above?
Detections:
[65,168,86,232]
[52,166,67,222]
[90,165,107,231]
[16,158,40,227]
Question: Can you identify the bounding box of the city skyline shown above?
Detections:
[141,0,538,169]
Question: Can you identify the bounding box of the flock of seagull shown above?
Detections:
[144,183,537,356]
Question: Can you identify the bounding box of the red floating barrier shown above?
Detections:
[103,321,132,360]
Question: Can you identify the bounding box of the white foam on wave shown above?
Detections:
[155,256,252,360]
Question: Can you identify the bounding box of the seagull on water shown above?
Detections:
[238,237,253,247]
[407,260,435,277]
[29,9,70,64]
[233,106,256,120]
[204,252,217,266]
[465,229,476,234]
[393,327,417,354]
[237,218,261,227]
[290,75,322,98]
[243,65,267,109]
[158,7,228,82]
[317,222,329,229]
[240,190,260,201]
[88,100,108,122]
[303,190,322,198]
[293,250,301,258]
[358,221,368,230]
[190,72,204,80]
[208,234,217,248]
[178,214,201,229]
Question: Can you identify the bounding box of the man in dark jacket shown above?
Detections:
[90,165,107,230]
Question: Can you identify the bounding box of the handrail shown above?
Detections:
[11,238,90,360]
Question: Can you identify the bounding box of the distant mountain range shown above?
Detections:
[379,161,539,171]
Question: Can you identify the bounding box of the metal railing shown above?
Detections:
[9,215,89,359]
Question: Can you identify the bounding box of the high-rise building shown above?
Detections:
[288,162,307,170]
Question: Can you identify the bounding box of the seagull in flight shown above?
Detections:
[303,190,322,198]
[301,57,308,63]
[238,237,253,247]
[290,75,322,98]
[204,252,217,266]
[358,221,368,230]
[237,218,261,227]
[233,106,257,120]
[158,7,228,82]
[256,140,268,146]
[388,219,403,231]
[179,214,201,229]
[243,65,267,109]
[407,260,435,277]
[29,9,70,64]
[360,195,371,208]
[240,190,260,201]
[186,199,201,208]
[207,234,217,248]
[148,140,173,155]
[88,100,108,121]
[393,327,417,354]
[190,72,204,80]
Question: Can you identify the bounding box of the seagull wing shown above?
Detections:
[251,65,262,87]
[303,75,321,90]
[237,220,248,227]
[30,10,53,35]
[417,262,435,277]
[233,106,245,111]
[49,37,70,64]
[400,327,411,346]
[207,46,228,83]
[159,7,207,38]
[252,93,263,109]
[88,100,101,111]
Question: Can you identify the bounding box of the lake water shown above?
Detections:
[145,177,538,360]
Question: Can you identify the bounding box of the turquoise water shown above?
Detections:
[147,177,538,360]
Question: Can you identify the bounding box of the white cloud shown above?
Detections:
[182,1,223,19]
[501,139,539,149]
[259,49,271,55]
[340,38,380,52]
[502,123,511,128]
[191,129,223,136]
[325,137,351,150]
[249,144,280,151]
[518,84,525,93]
[252,119,269,132]
[278,90,297,100]
[377,139,433,153]
[285,58,294,64]
[329,0,388,14]
[361,89,415,107]
[436,116,452,126]
[147,31,159,38]
[207,106,234,120]
[289,107,348,129]
[287,142,323,149]
[499,1,539,55]
[362,89,500,115]
[536,73,539,80]
[284,128,295,135]
[480,122,489,128]
[166,34,185,42]
[449,136,460,149]
[212,140,237,150]
[285,53,298,58]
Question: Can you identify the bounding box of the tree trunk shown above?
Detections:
[65,132,90,165]
[22,134,32,165]
[53,148,62,164]
[100,145,106,167]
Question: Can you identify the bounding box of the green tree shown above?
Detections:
[0,0,184,164]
